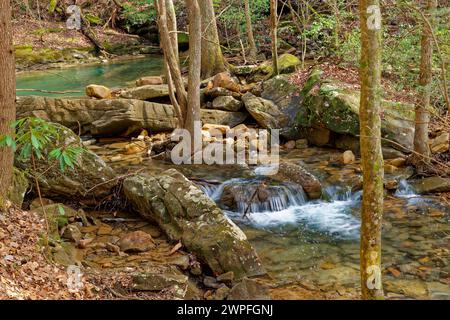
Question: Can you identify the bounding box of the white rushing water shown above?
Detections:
[198,179,362,239]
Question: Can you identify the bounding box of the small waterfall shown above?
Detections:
[395,180,417,198]
[197,179,307,213]
[322,185,362,202]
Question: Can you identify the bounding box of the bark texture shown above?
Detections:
[270,0,279,75]
[412,0,437,171]
[185,0,202,137]
[199,0,226,79]
[0,1,16,201]
[244,0,257,61]
[359,0,384,300]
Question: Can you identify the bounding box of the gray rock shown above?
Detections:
[132,273,188,292]
[201,109,248,128]
[8,168,29,207]
[242,92,289,130]
[410,177,450,194]
[123,169,266,279]
[211,96,243,112]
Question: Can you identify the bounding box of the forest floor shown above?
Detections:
[0,203,171,300]
[12,19,141,52]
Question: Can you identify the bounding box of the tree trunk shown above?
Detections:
[165,0,179,63]
[359,0,384,299]
[156,0,187,124]
[184,0,202,140]
[244,0,257,61]
[0,0,16,202]
[199,0,226,79]
[270,0,279,75]
[412,0,437,171]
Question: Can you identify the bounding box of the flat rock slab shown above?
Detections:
[119,84,169,100]
[17,96,247,136]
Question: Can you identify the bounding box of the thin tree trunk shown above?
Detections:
[412,0,437,171]
[199,0,226,79]
[165,0,179,63]
[244,0,257,61]
[270,0,279,75]
[184,0,202,140]
[156,0,188,123]
[0,1,16,202]
[359,0,384,300]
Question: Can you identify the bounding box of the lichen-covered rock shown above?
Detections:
[15,122,117,199]
[123,169,266,279]
[8,168,29,207]
[242,92,289,129]
[296,69,415,151]
[119,84,170,101]
[211,96,243,112]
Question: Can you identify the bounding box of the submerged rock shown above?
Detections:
[228,278,271,300]
[118,230,155,253]
[123,169,266,279]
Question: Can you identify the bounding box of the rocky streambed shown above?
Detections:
[11,55,450,300]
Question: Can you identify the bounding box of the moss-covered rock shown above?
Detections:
[259,53,301,78]
[15,122,117,199]
[8,168,29,207]
[123,169,266,279]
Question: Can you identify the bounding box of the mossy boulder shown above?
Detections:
[15,122,117,199]
[8,168,29,207]
[259,53,301,78]
[123,169,266,279]
[297,73,415,150]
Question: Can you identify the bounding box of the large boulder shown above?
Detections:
[201,109,248,128]
[15,122,117,199]
[123,169,266,279]
[259,68,415,151]
[296,69,415,151]
[16,96,179,136]
[258,53,301,78]
[410,177,450,194]
[119,84,170,101]
[242,92,289,129]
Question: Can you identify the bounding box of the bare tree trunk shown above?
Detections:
[359,0,384,300]
[199,0,226,79]
[412,0,437,172]
[165,0,179,63]
[156,0,187,124]
[270,0,279,75]
[244,0,257,62]
[0,1,16,202]
[185,0,202,140]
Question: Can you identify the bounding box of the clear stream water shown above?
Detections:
[16,56,164,97]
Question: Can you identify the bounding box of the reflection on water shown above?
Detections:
[16,56,164,97]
